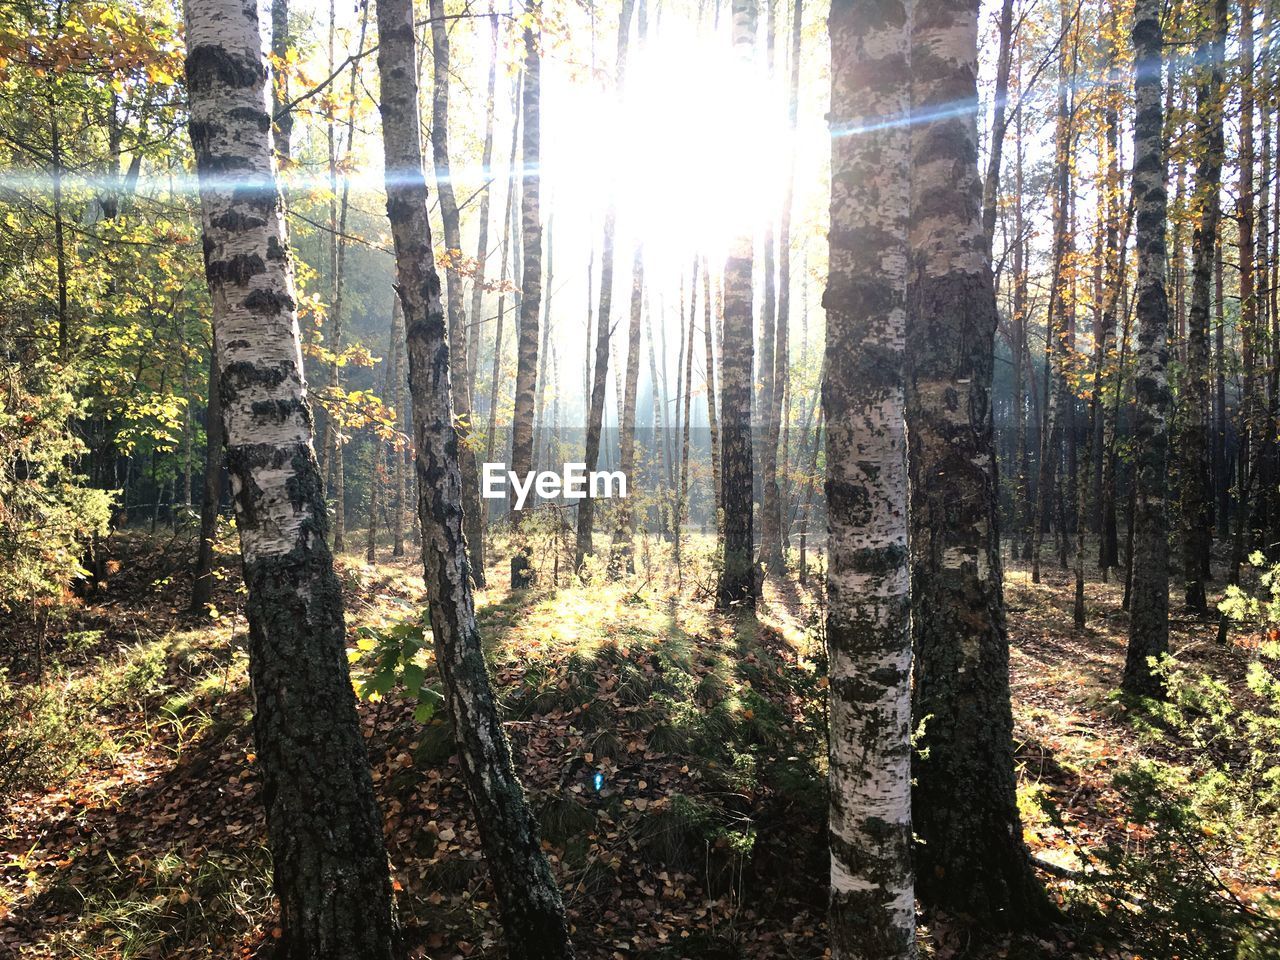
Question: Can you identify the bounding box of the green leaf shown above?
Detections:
[403,663,425,696]
[367,668,397,697]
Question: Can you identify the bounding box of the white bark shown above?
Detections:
[824,0,915,952]
[186,0,313,566]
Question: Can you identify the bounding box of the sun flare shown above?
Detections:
[545,10,795,273]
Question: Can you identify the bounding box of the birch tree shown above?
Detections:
[1124,0,1172,696]
[758,0,782,576]
[823,0,913,950]
[182,2,397,954]
[1032,1,1074,585]
[1097,18,1126,579]
[610,247,645,572]
[393,296,408,557]
[980,0,1016,251]
[486,73,522,471]
[373,0,575,953]
[511,0,544,588]
[320,0,368,551]
[906,0,1047,921]
[430,0,485,587]
[702,260,721,527]
[190,339,222,615]
[1180,0,1226,613]
[606,0,650,570]
[676,260,697,564]
[762,0,802,575]
[576,0,637,571]
[716,0,759,609]
[468,3,500,403]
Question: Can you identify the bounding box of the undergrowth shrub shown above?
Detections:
[1076,640,1280,958]
[0,669,91,798]
[0,360,112,612]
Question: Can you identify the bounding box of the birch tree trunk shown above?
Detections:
[980,0,1015,252]
[534,219,555,473]
[511,4,543,588]
[430,0,486,588]
[1214,238,1228,539]
[716,0,759,609]
[703,258,721,528]
[576,0,637,571]
[181,350,193,510]
[373,0,574,953]
[676,260,697,566]
[1265,0,1280,555]
[1180,0,1226,613]
[1123,0,1173,696]
[798,397,822,585]
[190,339,223,614]
[368,355,385,564]
[824,0,913,951]
[1012,67,1033,560]
[1097,31,1125,576]
[321,0,367,552]
[392,296,407,557]
[657,295,676,502]
[610,248,645,572]
[906,0,1047,921]
[1031,10,1073,585]
[486,74,522,470]
[1077,41,1124,613]
[182,4,398,954]
[645,296,674,540]
[761,0,801,574]
[1237,0,1258,557]
[468,3,500,402]
[1076,294,1106,623]
[758,0,782,574]
[673,276,689,536]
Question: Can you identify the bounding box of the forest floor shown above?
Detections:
[0,529,1277,959]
